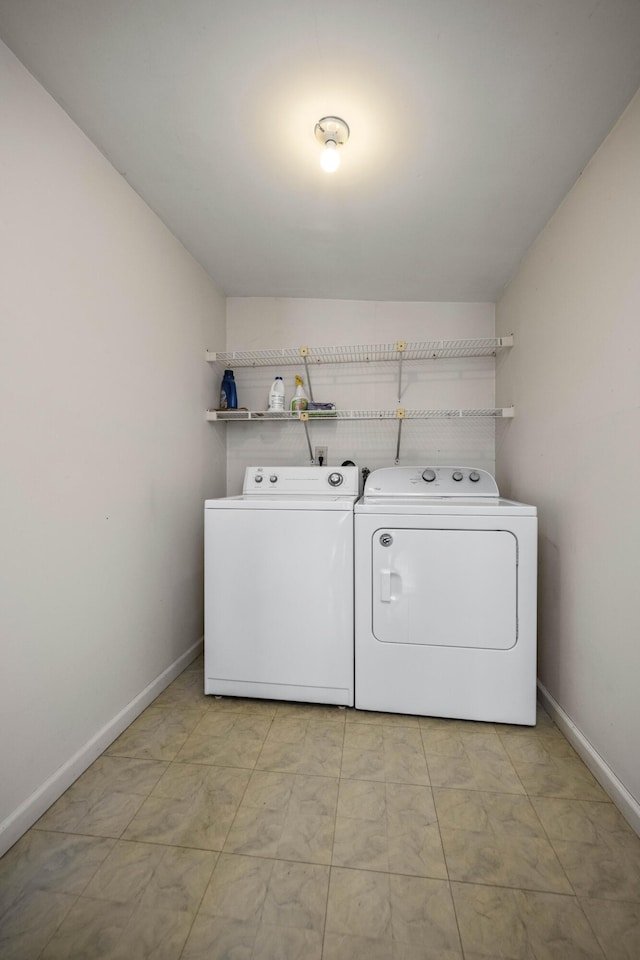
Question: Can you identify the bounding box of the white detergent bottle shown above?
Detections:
[268,376,285,411]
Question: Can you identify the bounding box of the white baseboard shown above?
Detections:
[537,681,640,836]
[0,638,203,858]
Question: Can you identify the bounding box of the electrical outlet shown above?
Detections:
[314,445,328,465]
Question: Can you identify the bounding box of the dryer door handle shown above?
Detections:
[380,569,392,602]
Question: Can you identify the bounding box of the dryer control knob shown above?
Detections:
[469,471,480,482]
[254,475,264,483]
[452,471,464,481]
[422,469,436,482]
[269,475,278,483]
[328,472,344,487]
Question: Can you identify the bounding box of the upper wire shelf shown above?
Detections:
[206,408,515,422]
[206,336,513,367]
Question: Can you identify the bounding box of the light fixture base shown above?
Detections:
[314,116,350,147]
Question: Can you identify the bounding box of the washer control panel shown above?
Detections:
[365,466,499,498]
[243,465,359,497]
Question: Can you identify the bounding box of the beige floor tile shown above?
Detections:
[101,904,194,960]
[451,882,604,959]
[325,868,462,958]
[426,750,525,794]
[224,806,289,858]
[40,895,136,959]
[106,704,203,760]
[123,764,249,850]
[258,718,344,774]
[333,779,446,877]
[288,774,339,818]
[499,731,578,763]
[260,860,329,931]
[223,773,337,863]
[341,727,429,785]
[82,839,166,903]
[278,813,336,864]
[181,915,258,959]
[190,855,328,959]
[346,709,421,728]
[512,755,609,801]
[195,712,273,739]
[253,924,322,959]
[441,827,572,892]
[532,797,640,901]
[199,853,274,921]
[579,897,640,960]
[434,787,547,837]
[152,668,209,708]
[434,769,569,893]
[326,867,392,939]
[175,728,265,767]
[421,726,508,759]
[531,796,637,846]
[35,788,146,839]
[242,770,296,809]
[82,840,217,913]
[0,886,77,960]
[0,830,115,896]
[322,932,391,960]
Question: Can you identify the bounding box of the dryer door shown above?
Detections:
[372,528,517,650]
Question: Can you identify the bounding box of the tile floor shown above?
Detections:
[1,656,640,959]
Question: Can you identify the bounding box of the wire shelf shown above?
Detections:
[207,336,513,367]
[206,407,514,422]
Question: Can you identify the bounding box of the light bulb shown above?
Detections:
[320,140,340,173]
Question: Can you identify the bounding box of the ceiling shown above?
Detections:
[1,1,640,302]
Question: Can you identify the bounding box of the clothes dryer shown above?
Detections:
[355,466,537,724]
[205,466,359,705]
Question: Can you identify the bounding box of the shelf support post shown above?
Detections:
[394,408,405,464]
[300,347,315,403]
[300,412,315,462]
[396,341,406,403]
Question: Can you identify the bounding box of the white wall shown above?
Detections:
[496,90,640,822]
[225,298,496,492]
[0,42,226,854]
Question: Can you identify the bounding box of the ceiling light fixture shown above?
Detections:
[315,116,350,173]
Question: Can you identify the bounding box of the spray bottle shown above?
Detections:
[290,375,308,412]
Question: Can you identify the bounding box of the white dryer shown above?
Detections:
[355,466,537,725]
[205,465,359,706]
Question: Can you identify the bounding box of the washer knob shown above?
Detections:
[254,475,263,483]
[469,471,480,482]
[269,475,278,483]
[452,471,464,482]
[422,469,436,483]
[328,472,344,487]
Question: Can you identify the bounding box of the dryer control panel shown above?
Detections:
[364,466,499,499]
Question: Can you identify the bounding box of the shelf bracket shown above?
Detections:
[394,407,405,463]
[300,346,315,403]
[396,341,406,403]
[300,411,315,462]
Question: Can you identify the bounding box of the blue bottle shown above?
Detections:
[220,369,238,409]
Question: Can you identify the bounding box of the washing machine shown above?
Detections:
[355,466,537,725]
[205,465,359,706]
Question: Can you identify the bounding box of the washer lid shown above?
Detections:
[206,494,358,511]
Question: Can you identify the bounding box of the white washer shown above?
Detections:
[355,466,537,725]
[205,465,359,706]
